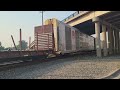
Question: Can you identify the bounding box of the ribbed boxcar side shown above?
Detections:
[65,26,72,51]
[34,25,53,51]
[57,21,79,54]
[71,28,76,51]
[79,32,95,51]
[89,36,95,50]
[75,30,80,51]
[58,21,66,53]
[45,18,59,52]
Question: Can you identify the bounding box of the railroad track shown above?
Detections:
[0,50,96,70]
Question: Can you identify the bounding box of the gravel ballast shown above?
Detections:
[0,54,120,79]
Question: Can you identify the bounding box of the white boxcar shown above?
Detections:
[34,18,95,54]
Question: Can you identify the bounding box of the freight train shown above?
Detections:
[30,18,95,55]
[0,18,95,63]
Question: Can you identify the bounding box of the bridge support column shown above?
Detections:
[113,29,115,54]
[102,25,108,56]
[92,17,101,57]
[117,30,119,53]
[117,30,120,53]
[114,30,119,54]
[119,31,120,53]
[114,30,117,54]
[108,27,114,55]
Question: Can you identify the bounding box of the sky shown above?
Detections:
[0,11,76,48]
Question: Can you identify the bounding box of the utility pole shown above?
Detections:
[20,28,22,51]
[41,11,44,27]
[39,11,45,33]
[11,35,18,50]
[29,36,31,50]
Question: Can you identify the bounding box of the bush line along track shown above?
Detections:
[0,50,96,69]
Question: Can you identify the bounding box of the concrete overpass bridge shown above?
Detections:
[63,11,120,57]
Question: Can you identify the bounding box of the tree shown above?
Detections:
[0,42,1,47]
[0,46,5,51]
[17,40,28,50]
[0,42,5,51]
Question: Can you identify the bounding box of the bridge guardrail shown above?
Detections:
[62,11,89,22]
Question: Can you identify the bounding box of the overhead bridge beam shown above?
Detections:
[104,13,120,20]
[93,17,120,31]
[66,11,111,27]
[107,18,120,23]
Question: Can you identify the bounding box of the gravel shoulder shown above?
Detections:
[0,54,120,79]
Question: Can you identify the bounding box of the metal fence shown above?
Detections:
[62,11,88,22]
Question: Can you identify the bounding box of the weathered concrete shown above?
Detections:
[92,17,101,57]
[102,25,108,56]
[114,30,119,54]
[108,27,114,55]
